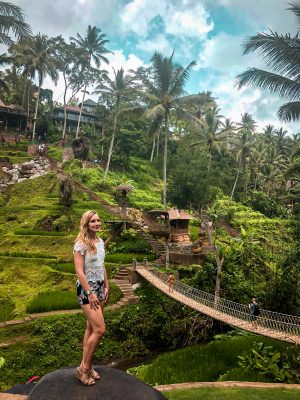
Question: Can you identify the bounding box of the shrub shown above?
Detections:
[238,342,300,383]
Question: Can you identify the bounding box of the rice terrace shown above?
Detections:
[0,0,299,399]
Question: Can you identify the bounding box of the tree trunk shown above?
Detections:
[150,135,156,162]
[76,83,87,139]
[156,130,160,158]
[32,83,41,140]
[103,112,117,180]
[163,117,168,210]
[204,220,224,306]
[101,124,105,159]
[62,74,68,139]
[230,169,240,200]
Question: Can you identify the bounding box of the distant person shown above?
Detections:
[1,134,5,144]
[167,273,176,293]
[74,211,109,386]
[38,143,45,155]
[249,297,260,329]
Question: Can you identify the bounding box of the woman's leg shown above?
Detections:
[81,303,106,372]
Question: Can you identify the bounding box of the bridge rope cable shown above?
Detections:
[136,262,300,338]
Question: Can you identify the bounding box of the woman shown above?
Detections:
[74,210,109,385]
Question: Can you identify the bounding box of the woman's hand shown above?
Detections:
[104,287,109,303]
[88,292,100,310]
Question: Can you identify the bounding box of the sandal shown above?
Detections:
[90,368,100,380]
[76,366,96,386]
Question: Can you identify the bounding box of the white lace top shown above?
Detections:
[73,238,105,282]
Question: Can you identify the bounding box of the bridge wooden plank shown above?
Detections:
[137,268,300,345]
[0,394,28,400]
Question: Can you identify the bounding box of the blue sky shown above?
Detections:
[13,0,300,133]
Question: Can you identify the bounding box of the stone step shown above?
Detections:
[126,296,139,304]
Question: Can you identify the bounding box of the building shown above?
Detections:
[0,98,27,132]
[52,99,101,134]
[144,208,192,243]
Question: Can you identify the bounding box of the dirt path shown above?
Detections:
[155,381,300,391]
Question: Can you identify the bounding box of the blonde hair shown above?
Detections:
[75,210,100,254]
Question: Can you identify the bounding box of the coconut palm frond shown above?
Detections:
[0,2,31,45]
[237,68,300,100]
[278,101,300,122]
[287,2,300,29]
[146,104,165,120]
[242,32,300,78]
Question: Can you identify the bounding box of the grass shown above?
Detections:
[0,259,76,317]
[26,290,80,313]
[105,252,156,263]
[135,335,297,385]
[163,387,300,400]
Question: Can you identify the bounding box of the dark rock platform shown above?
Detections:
[24,366,166,400]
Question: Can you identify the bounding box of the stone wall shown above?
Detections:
[0,157,51,192]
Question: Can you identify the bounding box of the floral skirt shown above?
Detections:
[76,280,105,305]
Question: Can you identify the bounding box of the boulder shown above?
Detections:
[28,366,166,400]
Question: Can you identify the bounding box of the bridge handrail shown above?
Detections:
[136,264,300,336]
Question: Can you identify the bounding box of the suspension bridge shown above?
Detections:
[135,263,300,345]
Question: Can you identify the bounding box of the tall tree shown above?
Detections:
[70,25,111,138]
[0,1,31,46]
[10,34,58,139]
[236,2,300,122]
[230,113,257,198]
[135,52,199,209]
[94,67,136,180]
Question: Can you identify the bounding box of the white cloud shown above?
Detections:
[106,50,144,77]
[196,32,255,72]
[136,34,171,54]
[44,50,144,103]
[166,1,214,38]
[121,0,165,37]
[121,0,214,39]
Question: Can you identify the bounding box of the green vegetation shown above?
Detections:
[0,283,214,391]
[133,335,299,385]
[163,387,300,400]
[26,290,80,313]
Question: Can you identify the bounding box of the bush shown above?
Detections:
[244,191,288,218]
[238,342,300,383]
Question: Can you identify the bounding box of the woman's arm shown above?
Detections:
[103,266,109,302]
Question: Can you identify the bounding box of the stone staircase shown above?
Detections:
[111,268,139,308]
[132,226,166,264]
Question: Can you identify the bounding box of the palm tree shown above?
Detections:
[70,25,111,138]
[10,34,58,139]
[262,124,276,145]
[190,106,227,154]
[274,127,289,156]
[230,113,257,198]
[94,68,136,180]
[135,52,199,209]
[236,3,300,122]
[0,1,31,46]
